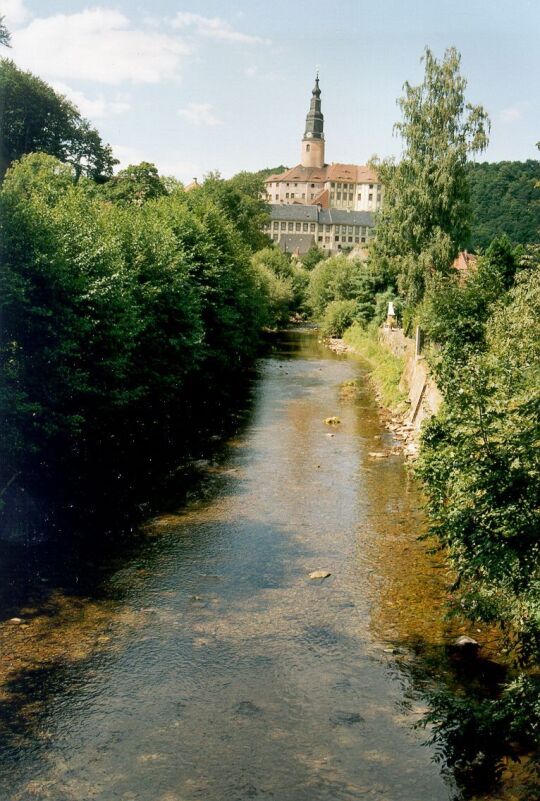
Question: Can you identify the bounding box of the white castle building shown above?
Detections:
[263,76,381,254]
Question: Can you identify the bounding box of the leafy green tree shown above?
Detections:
[467,161,540,249]
[416,258,540,794]
[0,59,117,179]
[308,255,367,317]
[0,16,11,47]
[320,299,358,337]
[187,171,270,252]
[103,162,168,206]
[302,244,327,270]
[371,47,490,306]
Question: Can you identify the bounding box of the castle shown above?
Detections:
[263,76,380,254]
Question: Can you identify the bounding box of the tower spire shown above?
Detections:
[304,72,324,139]
[301,74,325,168]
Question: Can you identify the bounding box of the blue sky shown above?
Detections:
[3,0,539,180]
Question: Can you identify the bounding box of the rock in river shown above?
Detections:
[309,570,331,580]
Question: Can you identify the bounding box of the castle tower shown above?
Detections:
[301,75,325,168]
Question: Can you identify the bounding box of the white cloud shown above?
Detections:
[500,102,530,123]
[178,102,222,126]
[52,82,131,120]
[501,106,522,122]
[1,0,31,28]
[245,66,258,78]
[171,12,269,45]
[10,8,193,84]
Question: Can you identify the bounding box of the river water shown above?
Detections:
[0,331,458,801]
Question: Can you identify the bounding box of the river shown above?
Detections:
[0,330,459,801]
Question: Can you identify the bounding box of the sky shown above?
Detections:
[2,0,540,181]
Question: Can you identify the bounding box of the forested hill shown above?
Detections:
[467,160,540,250]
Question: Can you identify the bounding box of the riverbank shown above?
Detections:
[324,322,440,460]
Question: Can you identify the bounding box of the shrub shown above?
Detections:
[320,299,358,337]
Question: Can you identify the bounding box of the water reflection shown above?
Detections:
[0,330,461,801]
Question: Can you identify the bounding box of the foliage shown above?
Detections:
[0,59,117,180]
[414,244,540,795]
[320,299,359,337]
[343,322,407,409]
[308,255,367,317]
[0,15,11,47]
[467,161,540,250]
[302,244,327,271]
[370,47,490,306]
[102,161,168,206]
[187,170,270,252]
[251,247,310,326]
[0,153,267,508]
[420,676,540,796]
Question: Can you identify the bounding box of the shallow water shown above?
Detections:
[0,331,457,801]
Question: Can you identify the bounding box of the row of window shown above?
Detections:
[266,221,371,235]
[270,181,380,191]
[270,233,369,247]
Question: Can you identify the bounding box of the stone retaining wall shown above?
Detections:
[379,327,441,433]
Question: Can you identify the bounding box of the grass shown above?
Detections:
[343,321,407,411]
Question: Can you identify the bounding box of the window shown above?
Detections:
[348,236,353,243]
[280,222,286,230]
[335,236,339,242]
[290,193,295,198]
[349,194,353,201]
[286,183,289,187]
[361,236,366,243]
[273,221,278,230]
[369,184,373,189]
[337,193,341,200]
[306,144,310,152]
[311,183,315,188]
[325,225,331,232]
[331,182,335,188]
[354,237,359,243]
[303,223,308,231]
[377,193,381,201]
[318,235,323,242]
[302,193,305,198]
[310,194,314,199]
[357,194,361,201]
[325,236,330,243]
[288,222,294,231]
[286,193,289,198]
[369,193,373,201]
[275,195,278,200]
[296,222,301,231]
[330,193,335,200]
[310,223,316,232]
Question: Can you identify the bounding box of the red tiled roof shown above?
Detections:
[264,163,379,185]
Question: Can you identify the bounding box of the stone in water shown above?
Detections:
[309,570,331,580]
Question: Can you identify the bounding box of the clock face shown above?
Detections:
[306,132,313,139]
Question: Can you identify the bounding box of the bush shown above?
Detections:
[308,255,366,317]
[320,299,358,337]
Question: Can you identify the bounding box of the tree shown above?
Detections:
[103,162,168,205]
[0,59,117,179]
[0,16,11,47]
[466,161,540,249]
[187,171,270,252]
[371,47,490,306]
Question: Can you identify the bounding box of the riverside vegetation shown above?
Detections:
[1,39,539,800]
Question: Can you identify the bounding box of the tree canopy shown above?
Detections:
[0,59,117,180]
[371,47,490,306]
[467,160,540,250]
